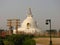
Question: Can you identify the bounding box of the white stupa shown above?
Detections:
[13,8,41,35]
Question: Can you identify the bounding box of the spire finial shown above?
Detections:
[28,8,32,15]
[27,8,33,17]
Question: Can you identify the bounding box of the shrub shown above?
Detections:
[3,40,14,45]
[23,39,36,45]
[3,34,36,45]
[0,39,4,45]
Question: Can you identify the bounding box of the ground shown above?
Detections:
[34,38,60,45]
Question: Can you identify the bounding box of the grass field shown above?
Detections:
[34,38,60,45]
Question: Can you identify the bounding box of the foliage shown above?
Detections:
[3,40,14,45]
[0,38,4,45]
[23,39,36,45]
[3,34,35,45]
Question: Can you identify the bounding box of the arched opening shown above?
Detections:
[27,23,30,29]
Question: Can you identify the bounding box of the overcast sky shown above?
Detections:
[0,0,60,31]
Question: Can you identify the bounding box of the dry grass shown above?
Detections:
[34,38,60,45]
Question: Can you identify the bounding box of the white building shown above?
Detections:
[13,8,42,35]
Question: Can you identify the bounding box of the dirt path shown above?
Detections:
[34,38,60,45]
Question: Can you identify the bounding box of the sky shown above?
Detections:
[0,0,60,31]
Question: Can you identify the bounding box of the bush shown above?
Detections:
[3,40,14,45]
[3,34,36,45]
[23,39,36,45]
[0,39,4,45]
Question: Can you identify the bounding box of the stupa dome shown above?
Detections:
[13,8,41,35]
[21,16,37,28]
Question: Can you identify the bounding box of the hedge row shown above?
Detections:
[0,34,36,45]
